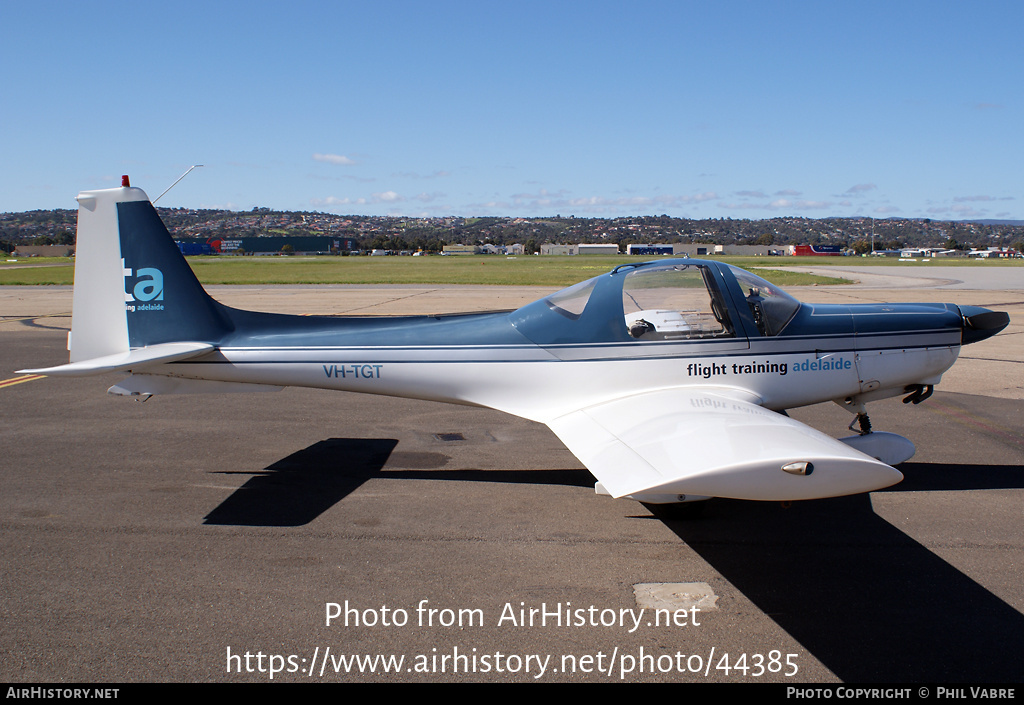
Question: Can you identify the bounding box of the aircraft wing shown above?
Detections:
[546,388,903,502]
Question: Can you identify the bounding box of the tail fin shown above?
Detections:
[114,189,230,348]
[20,183,227,376]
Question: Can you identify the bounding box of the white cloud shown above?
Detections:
[845,183,877,195]
[681,192,718,204]
[465,200,512,213]
[718,199,832,211]
[308,173,376,183]
[942,205,985,218]
[199,201,242,211]
[511,188,569,201]
[954,195,1014,202]
[312,153,356,166]
[506,190,719,214]
[392,170,451,180]
[310,195,368,207]
[414,192,445,203]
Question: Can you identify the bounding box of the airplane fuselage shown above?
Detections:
[142,300,962,424]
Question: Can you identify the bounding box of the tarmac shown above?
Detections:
[1,265,1022,683]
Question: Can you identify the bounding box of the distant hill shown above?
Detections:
[3,208,1024,255]
[967,219,1024,227]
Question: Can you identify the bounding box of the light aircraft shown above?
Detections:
[22,181,1010,505]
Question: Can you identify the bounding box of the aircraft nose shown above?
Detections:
[959,305,1010,345]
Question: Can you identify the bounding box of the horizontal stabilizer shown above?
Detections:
[547,388,904,501]
[18,342,214,377]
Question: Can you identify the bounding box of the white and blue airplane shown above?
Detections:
[22,182,1009,505]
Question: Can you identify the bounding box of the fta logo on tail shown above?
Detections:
[123,261,165,311]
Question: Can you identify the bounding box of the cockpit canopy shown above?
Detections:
[619,262,734,340]
[514,259,800,347]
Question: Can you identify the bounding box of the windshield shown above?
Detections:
[727,266,800,336]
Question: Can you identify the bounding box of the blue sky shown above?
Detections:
[2,1,1021,220]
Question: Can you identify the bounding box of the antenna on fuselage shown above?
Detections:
[153,165,204,205]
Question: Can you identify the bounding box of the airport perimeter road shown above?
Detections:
[1,282,1022,683]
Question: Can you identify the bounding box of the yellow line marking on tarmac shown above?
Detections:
[0,374,45,389]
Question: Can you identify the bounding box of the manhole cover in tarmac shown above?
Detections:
[633,582,719,612]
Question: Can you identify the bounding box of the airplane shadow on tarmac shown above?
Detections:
[203,438,399,527]
[205,440,1024,683]
[202,437,594,527]
[651,461,1024,683]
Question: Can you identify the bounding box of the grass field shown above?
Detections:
[0,254,1020,287]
